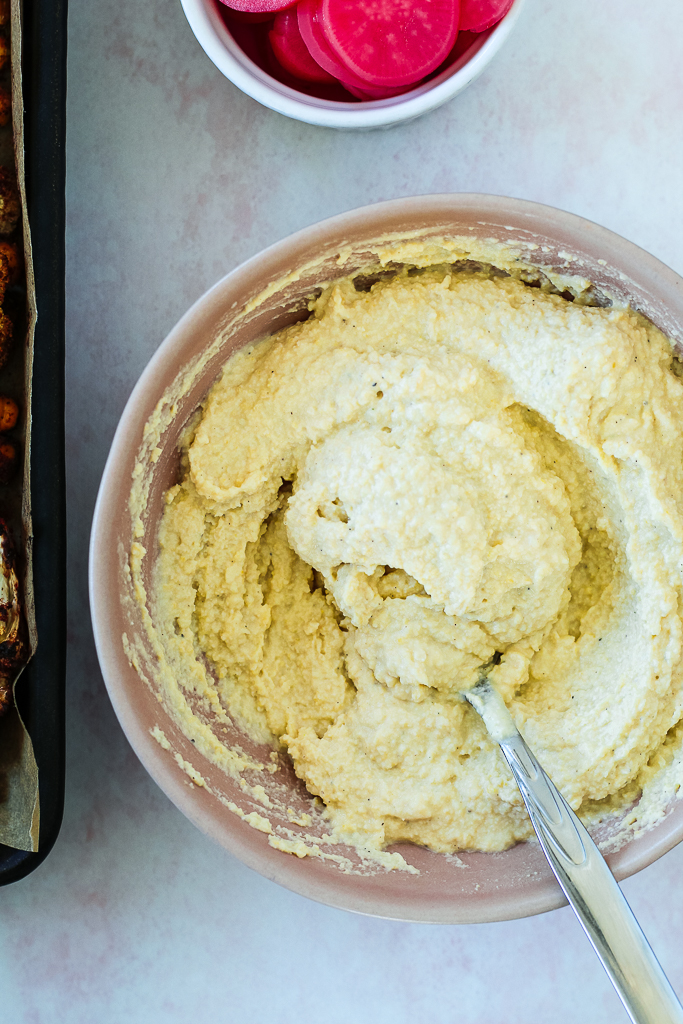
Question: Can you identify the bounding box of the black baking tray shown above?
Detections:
[0,0,67,885]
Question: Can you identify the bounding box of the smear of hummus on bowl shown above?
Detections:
[142,247,683,862]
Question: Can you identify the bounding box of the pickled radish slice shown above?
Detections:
[270,9,336,81]
[220,7,275,22]
[297,1,415,97]
[343,76,414,99]
[459,0,513,32]
[219,0,296,14]
[320,0,460,88]
[343,80,412,99]
[297,0,380,90]
[345,82,410,99]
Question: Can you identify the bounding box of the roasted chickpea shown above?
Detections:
[0,396,18,431]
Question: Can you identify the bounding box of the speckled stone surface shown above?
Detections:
[2,0,683,1020]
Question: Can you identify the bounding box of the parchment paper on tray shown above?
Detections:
[0,0,40,853]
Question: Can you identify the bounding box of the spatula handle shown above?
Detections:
[465,679,683,1024]
[500,730,683,1024]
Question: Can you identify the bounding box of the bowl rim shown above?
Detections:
[90,193,683,923]
[179,0,526,128]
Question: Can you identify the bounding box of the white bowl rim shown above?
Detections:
[179,0,526,128]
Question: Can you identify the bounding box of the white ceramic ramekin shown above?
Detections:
[179,0,526,129]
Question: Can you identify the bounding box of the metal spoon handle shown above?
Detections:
[466,682,683,1024]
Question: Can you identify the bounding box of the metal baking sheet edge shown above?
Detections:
[0,0,67,885]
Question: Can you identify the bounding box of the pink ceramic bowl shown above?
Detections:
[90,194,683,923]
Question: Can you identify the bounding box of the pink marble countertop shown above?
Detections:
[2,0,683,1020]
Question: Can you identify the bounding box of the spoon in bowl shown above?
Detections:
[463,671,683,1024]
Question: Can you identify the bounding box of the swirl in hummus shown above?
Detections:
[154,264,683,855]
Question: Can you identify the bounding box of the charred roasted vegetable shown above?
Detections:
[0,519,25,716]
[0,167,19,235]
[0,240,20,285]
[0,396,18,431]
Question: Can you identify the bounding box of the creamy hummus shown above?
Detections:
[151,261,683,856]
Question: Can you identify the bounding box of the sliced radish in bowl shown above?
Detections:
[219,0,297,13]
[297,0,414,96]
[217,5,275,21]
[343,80,412,100]
[270,8,337,81]
[319,0,460,88]
[202,0,524,121]
[297,0,384,90]
[459,0,513,32]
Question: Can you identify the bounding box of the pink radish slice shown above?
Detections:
[320,0,460,88]
[459,0,513,32]
[219,0,296,14]
[218,0,355,98]
[337,69,411,98]
[354,83,412,99]
[270,9,337,82]
[297,0,380,89]
[264,36,356,98]
[297,1,408,98]
[341,78,408,99]
[346,78,415,99]
[219,5,275,23]
[345,82,411,100]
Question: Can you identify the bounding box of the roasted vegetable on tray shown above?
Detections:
[0,517,24,716]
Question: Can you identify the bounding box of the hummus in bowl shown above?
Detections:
[90,195,683,922]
